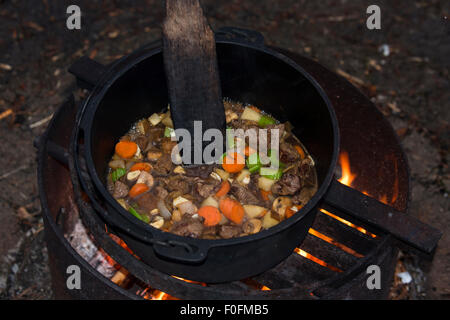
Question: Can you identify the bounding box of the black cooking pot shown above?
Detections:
[68,27,440,283]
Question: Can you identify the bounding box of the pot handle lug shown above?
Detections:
[153,240,209,264]
[69,56,107,90]
[215,26,265,47]
[323,179,442,257]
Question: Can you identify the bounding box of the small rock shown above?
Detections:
[397,271,412,284]
[379,44,390,57]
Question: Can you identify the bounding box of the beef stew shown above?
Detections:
[106,99,318,239]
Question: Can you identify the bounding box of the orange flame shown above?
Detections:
[294,248,342,272]
[308,228,364,257]
[320,208,377,238]
[338,152,357,186]
[337,151,396,206]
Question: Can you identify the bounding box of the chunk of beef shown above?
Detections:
[292,186,317,206]
[280,141,300,163]
[163,175,191,194]
[230,180,260,205]
[136,192,159,213]
[113,181,129,199]
[195,178,220,198]
[229,121,284,150]
[219,225,242,239]
[170,216,204,238]
[134,135,148,151]
[271,173,302,196]
[202,226,218,239]
[184,165,214,179]
[153,154,174,176]
[298,157,316,187]
[147,127,165,146]
[161,138,178,155]
[153,185,168,200]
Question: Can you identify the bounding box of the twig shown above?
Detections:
[0,164,29,180]
[336,68,366,87]
[12,285,36,300]
[29,114,53,129]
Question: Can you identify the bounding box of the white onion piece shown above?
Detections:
[157,200,172,220]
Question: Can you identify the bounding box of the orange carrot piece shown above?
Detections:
[244,146,256,157]
[222,152,245,173]
[130,162,152,172]
[260,189,272,201]
[128,183,149,198]
[294,145,305,160]
[219,197,244,224]
[286,205,303,219]
[115,141,138,159]
[215,180,230,197]
[230,203,245,225]
[198,206,222,227]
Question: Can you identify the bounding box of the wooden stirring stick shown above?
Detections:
[162,0,226,166]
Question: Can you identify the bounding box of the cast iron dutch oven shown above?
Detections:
[68,27,441,283]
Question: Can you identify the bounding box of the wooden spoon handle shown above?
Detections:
[163,0,225,165]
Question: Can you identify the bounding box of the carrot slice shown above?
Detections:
[215,180,230,197]
[294,145,305,160]
[260,189,272,201]
[222,152,245,173]
[130,162,152,172]
[198,206,222,227]
[115,141,138,159]
[128,183,149,198]
[286,205,303,219]
[219,197,244,224]
[244,146,256,157]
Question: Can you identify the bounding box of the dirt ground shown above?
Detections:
[0,0,448,299]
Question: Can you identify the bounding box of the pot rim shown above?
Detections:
[78,39,340,249]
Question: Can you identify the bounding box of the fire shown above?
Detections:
[324,150,403,239]
[172,275,207,287]
[241,278,271,291]
[151,290,170,300]
[308,228,364,257]
[320,208,377,239]
[337,151,394,206]
[294,248,342,273]
[337,152,357,186]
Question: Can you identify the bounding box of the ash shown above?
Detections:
[65,220,116,279]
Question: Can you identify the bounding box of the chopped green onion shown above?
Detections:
[246,153,261,173]
[164,127,175,138]
[226,128,235,149]
[258,115,276,127]
[111,168,127,182]
[260,167,283,180]
[128,207,149,223]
